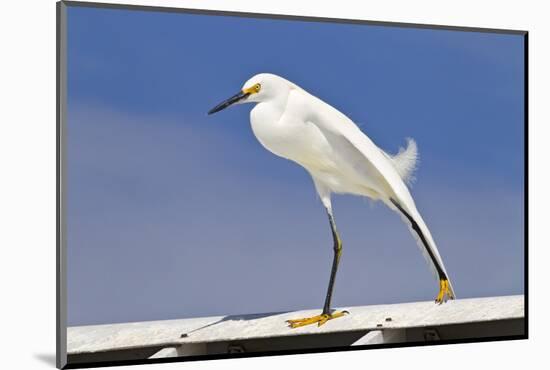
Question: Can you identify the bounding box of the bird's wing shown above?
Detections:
[296,90,455,295]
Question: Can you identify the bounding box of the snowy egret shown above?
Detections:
[208,73,455,328]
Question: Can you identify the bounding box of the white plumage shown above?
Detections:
[384,138,418,185]
[208,73,455,327]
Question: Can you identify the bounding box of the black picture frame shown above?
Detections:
[56,1,528,368]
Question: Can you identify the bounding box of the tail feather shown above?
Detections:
[382,138,418,185]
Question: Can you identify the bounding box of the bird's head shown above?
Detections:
[208,73,293,115]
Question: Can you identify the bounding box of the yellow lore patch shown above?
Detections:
[243,83,261,95]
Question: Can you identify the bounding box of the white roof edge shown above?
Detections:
[68,295,524,354]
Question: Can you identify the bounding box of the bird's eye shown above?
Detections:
[255,84,261,91]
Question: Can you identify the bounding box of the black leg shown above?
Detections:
[285,207,348,328]
[322,210,342,315]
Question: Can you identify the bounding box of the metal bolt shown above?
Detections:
[228,344,246,354]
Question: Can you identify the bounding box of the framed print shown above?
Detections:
[57,1,527,368]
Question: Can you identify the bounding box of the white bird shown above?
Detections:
[208,73,455,328]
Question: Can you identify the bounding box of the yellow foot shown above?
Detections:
[286,310,349,328]
[435,279,455,304]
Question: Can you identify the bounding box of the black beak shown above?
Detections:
[208,91,250,115]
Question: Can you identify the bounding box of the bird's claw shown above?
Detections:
[286,310,349,328]
[435,279,454,304]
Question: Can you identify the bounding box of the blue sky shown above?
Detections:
[66,6,525,326]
